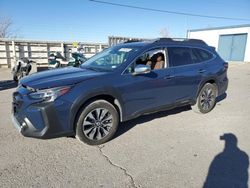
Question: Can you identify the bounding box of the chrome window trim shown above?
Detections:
[121,46,167,75]
[121,44,217,74]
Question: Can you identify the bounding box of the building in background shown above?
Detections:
[187,24,250,62]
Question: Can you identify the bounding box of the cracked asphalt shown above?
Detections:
[0,64,250,188]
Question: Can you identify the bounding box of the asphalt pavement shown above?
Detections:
[0,64,249,188]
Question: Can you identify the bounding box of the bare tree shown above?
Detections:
[159,27,170,38]
[0,17,18,38]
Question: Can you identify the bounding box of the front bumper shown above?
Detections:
[11,113,23,132]
[11,86,74,139]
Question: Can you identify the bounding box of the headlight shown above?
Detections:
[29,86,71,102]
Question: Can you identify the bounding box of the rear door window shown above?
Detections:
[168,47,194,67]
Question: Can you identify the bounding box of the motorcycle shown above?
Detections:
[68,52,88,67]
[48,51,87,69]
[48,52,67,69]
[12,58,35,82]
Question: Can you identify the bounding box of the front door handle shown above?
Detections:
[198,69,206,73]
[164,75,175,79]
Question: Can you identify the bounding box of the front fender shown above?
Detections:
[69,87,125,131]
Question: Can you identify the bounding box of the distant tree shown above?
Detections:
[0,17,19,38]
[159,27,170,38]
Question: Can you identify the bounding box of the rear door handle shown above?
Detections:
[164,75,175,79]
[198,69,206,73]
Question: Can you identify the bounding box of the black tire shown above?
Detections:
[26,64,32,75]
[192,83,218,114]
[75,100,119,145]
[56,61,60,68]
[13,72,22,82]
[13,73,18,82]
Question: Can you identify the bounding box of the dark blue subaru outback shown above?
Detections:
[12,38,228,145]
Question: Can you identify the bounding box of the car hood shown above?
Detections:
[20,67,106,89]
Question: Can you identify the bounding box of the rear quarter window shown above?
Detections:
[192,48,214,63]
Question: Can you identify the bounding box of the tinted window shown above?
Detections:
[168,47,193,67]
[190,48,202,63]
[192,48,214,62]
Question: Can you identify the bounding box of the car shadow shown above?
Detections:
[216,93,227,103]
[0,80,18,91]
[203,133,249,188]
[113,105,191,139]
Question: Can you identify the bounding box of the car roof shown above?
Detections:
[115,38,211,49]
[114,41,152,48]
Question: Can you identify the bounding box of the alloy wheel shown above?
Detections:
[82,108,113,140]
[200,87,216,111]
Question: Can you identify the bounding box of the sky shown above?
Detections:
[0,0,250,43]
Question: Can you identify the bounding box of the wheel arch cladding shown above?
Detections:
[71,94,123,132]
[196,78,218,100]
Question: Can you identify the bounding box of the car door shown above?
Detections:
[118,48,176,118]
[167,46,205,102]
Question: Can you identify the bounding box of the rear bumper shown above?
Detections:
[218,76,228,96]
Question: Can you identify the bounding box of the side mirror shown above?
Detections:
[133,64,151,75]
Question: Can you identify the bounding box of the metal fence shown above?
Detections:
[108,36,150,46]
[0,38,108,68]
[0,36,152,68]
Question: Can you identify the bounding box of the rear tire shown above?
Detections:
[75,100,119,145]
[192,83,218,114]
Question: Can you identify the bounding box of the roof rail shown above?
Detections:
[154,38,207,45]
[124,39,143,43]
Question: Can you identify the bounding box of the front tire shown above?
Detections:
[13,72,18,82]
[75,100,119,145]
[13,72,22,82]
[192,83,218,114]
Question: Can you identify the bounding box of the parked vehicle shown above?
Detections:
[12,38,228,145]
[68,52,88,67]
[12,58,35,82]
[48,52,87,69]
[48,52,67,69]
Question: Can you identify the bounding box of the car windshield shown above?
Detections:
[81,46,139,71]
